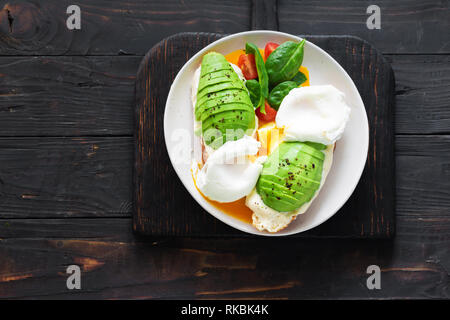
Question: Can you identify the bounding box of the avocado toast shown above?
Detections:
[247,142,335,233]
[194,52,256,150]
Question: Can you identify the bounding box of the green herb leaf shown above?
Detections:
[265,40,306,87]
[245,42,268,113]
[291,71,307,86]
[267,81,298,110]
[245,79,262,108]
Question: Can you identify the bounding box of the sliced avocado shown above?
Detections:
[200,103,253,122]
[256,141,325,212]
[257,187,299,213]
[258,177,308,202]
[197,91,251,112]
[198,74,243,89]
[197,92,253,115]
[195,52,254,149]
[261,174,319,194]
[200,69,237,80]
[197,88,247,107]
[258,186,299,205]
[202,118,254,138]
[304,141,327,150]
[197,81,244,100]
[200,63,232,75]
[202,109,253,130]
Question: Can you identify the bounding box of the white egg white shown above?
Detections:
[194,136,265,203]
[276,85,351,145]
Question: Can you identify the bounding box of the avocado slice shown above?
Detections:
[197,88,247,107]
[200,103,253,122]
[256,141,325,212]
[197,81,245,101]
[196,93,253,119]
[257,187,300,213]
[195,52,254,149]
[201,109,253,130]
[198,74,243,90]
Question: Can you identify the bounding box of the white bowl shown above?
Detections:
[164,30,369,236]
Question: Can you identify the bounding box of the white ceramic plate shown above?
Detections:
[164,30,369,236]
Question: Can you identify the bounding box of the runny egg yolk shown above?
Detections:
[192,168,253,223]
[196,48,309,224]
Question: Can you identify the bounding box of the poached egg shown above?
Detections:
[194,135,266,203]
[276,85,351,145]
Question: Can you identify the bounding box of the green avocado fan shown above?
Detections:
[195,52,255,149]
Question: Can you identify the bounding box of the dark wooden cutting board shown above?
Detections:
[133,33,395,238]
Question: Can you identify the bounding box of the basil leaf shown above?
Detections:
[267,81,298,110]
[291,71,307,86]
[245,42,269,113]
[245,79,262,108]
[266,40,306,87]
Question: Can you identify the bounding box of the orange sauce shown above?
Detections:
[196,47,310,224]
[208,197,253,224]
[192,169,253,223]
[298,66,310,87]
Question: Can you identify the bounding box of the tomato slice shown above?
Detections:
[256,101,277,122]
[264,42,279,60]
[237,54,258,80]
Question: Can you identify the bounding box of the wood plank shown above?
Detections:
[1,50,449,137]
[0,137,133,218]
[396,135,450,216]
[0,53,448,137]
[387,54,450,134]
[1,0,447,55]
[0,218,133,241]
[0,133,447,220]
[251,0,278,30]
[0,215,448,298]
[0,135,449,220]
[0,56,140,137]
[0,0,251,55]
[278,0,450,54]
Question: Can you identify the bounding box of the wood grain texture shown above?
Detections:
[0,137,132,218]
[0,215,448,299]
[387,54,450,134]
[0,135,448,223]
[0,54,448,136]
[251,0,278,30]
[134,33,395,238]
[1,0,447,55]
[0,56,140,137]
[396,135,450,216]
[0,0,448,300]
[0,135,448,225]
[278,0,450,54]
[0,0,251,55]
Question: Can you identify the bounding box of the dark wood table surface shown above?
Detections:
[0,0,449,299]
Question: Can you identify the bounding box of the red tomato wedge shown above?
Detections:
[264,42,279,60]
[237,54,258,80]
[256,101,277,122]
